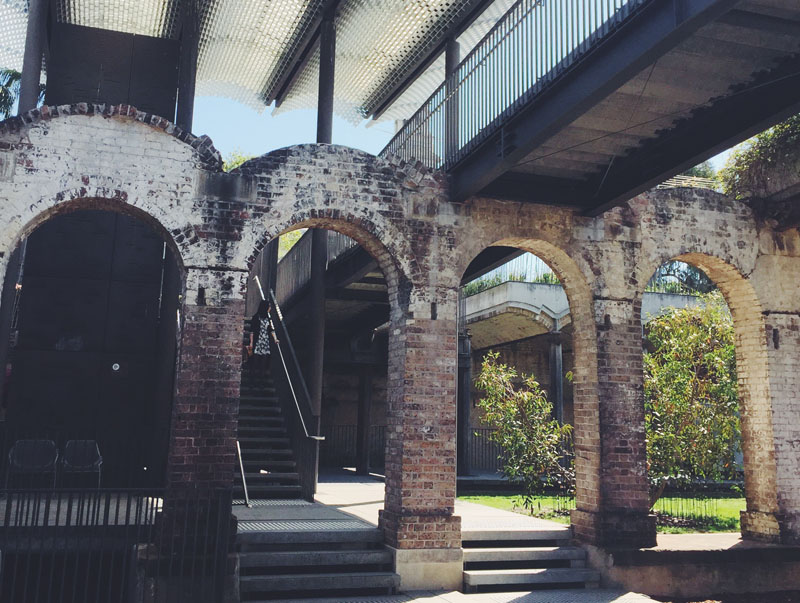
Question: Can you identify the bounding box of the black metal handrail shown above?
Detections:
[380,0,646,169]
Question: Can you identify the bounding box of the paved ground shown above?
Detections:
[272,590,652,602]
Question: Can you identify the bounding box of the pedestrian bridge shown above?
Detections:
[381,0,800,215]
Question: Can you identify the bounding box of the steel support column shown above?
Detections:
[445,38,460,165]
[176,0,199,130]
[316,9,336,145]
[356,365,373,476]
[18,0,47,113]
[549,331,564,424]
[457,333,472,476]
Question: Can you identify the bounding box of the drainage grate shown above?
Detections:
[233,499,312,507]
[238,519,373,532]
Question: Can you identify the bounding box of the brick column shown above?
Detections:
[380,311,462,590]
[166,267,247,489]
[764,313,800,544]
[589,297,656,548]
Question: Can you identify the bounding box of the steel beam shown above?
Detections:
[19,0,47,113]
[584,55,800,215]
[176,0,199,130]
[449,0,742,203]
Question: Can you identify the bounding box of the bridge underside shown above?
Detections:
[451,0,800,215]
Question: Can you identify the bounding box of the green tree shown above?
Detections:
[223,149,255,172]
[682,160,717,180]
[644,291,741,507]
[647,260,716,294]
[0,68,45,119]
[475,351,573,510]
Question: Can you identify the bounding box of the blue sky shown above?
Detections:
[194,95,732,171]
[193,96,396,160]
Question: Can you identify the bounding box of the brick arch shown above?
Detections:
[640,252,779,540]
[1,188,200,276]
[235,143,440,309]
[249,214,409,321]
[0,103,223,171]
[461,239,601,528]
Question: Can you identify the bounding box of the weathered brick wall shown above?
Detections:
[1,109,799,548]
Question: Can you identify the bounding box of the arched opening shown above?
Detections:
[457,243,595,531]
[0,208,182,489]
[239,224,393,517]
[640,255,779,540]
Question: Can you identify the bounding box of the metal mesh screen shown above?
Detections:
[276,0,503,123]
[0,0,30,72]
[54,0,182,38]
[196,0,323,110]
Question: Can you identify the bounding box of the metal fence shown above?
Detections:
[0,487,233,603]
[381,0,646,169]
[319,425,387,471]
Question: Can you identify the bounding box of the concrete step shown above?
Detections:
[462,526,572,543]
[239,549,392,569]
[238,437,291,445]
[239,571,399,594]
[235,484,301,494]
[240,449,294,458]
[238,528,382,547]
[239,472,299,481]
[463,546,585,563]
[238,426,288,436]
[239,405,282,415]
[238,416,285,425]
[463,567,600,588]
[241,459,296,469]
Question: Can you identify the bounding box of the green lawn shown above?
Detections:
[459,494,746,533]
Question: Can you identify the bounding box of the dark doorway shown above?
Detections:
[0,210,181,487]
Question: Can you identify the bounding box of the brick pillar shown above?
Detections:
[380,310,462,590]
[166,267,246,489]
[588,297,656,548]
[764,313,800,544]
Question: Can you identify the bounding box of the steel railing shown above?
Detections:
[380,0,647,169]
[0,487,232,603]
[275,230,359,308]
[266,288,323,500]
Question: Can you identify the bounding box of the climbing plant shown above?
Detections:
[719,115,800,200]
[643,291,741,507]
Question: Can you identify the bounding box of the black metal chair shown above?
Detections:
[61,440,103,488]
[5,439,59,488]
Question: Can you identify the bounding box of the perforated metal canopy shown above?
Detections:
[1,0,510,122]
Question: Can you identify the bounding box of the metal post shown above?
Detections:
[176,0,199,130]
[356,365,372,475]
[316,10,336,145]
[444,38,460,165]
[18,0,47,113]
[265,238,279,294]
[457,333,472,476]
[549,331,564,424]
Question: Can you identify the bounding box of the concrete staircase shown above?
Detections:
[462,525,599,593]
[236,370,302,500]
[237,524,400,601]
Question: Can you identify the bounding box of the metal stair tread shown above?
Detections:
[239,549,392,568]
[463,567,599,586]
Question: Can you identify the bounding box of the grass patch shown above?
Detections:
[459,494,746,532]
